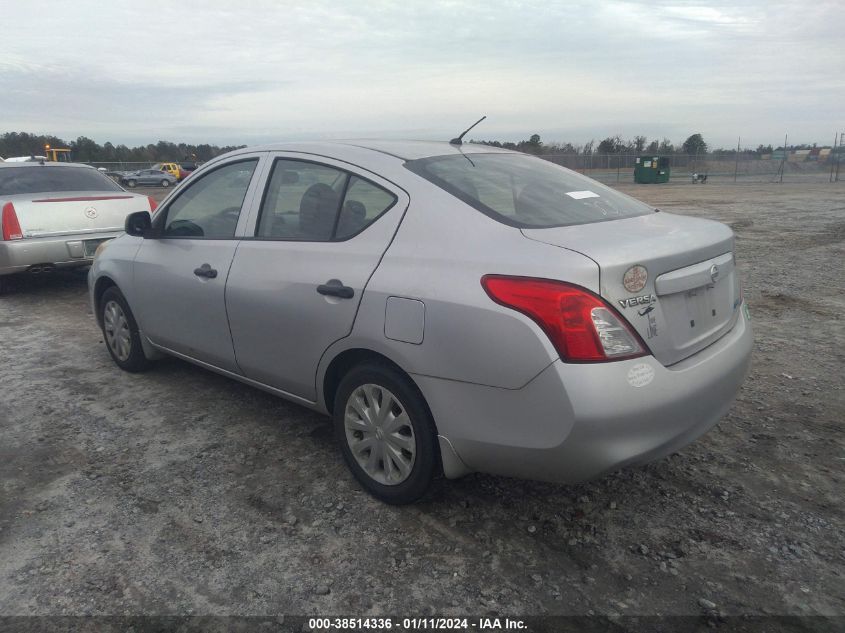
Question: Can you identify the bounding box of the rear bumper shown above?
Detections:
[414,305,753,483]
[0,232,120,276]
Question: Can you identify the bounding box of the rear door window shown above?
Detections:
[334,176,397,240]
[256,159,396,241]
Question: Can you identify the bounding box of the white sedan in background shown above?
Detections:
[0,161,157,294]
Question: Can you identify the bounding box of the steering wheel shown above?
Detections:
[165,219,204,237]
[203,206,241,237]
[218,207,240,220]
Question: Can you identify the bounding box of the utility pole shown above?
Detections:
[734,137,740,182]
[830,133,838,183]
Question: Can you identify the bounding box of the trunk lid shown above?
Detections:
[7,191,150,238]
[522,211,741,366]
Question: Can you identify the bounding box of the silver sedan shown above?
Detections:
[89,141,752,504]
[119,169,178,188]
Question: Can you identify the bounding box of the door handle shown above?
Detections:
[193,263,218,279]
[317,279,354,299]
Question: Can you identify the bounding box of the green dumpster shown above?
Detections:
[634,156,670,183]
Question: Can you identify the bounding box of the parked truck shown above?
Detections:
[151,162,189,181]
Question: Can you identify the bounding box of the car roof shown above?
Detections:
[235,139,516,161]
[0,161,95,170]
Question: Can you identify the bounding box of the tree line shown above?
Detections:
[0,132,245,163]
[1,130,829,163]
[472,133,817,157]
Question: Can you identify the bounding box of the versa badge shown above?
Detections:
[619,294,656,309]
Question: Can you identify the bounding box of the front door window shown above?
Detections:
[162,159,258,239]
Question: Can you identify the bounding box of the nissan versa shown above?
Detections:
[88,140,753,504]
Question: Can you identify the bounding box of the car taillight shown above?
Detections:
[481,275,648,363]
[147,196,158,213]
[2,202,23,241]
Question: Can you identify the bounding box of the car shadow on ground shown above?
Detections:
[1,268,90,297]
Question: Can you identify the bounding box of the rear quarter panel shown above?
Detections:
[318,183,600,398]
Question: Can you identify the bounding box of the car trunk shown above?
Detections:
[9,191,149,238]
[522,211,742,366]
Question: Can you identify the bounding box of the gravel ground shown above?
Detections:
[0,182,843,621]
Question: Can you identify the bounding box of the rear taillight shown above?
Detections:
[2,202,23,241]
[481,275,648,363]
[147,196,158,213]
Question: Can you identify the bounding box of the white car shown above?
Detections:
[3,155,48,162]
[0,161,157,294]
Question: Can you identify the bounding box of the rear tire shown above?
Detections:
[100,286,152,372]
[333,362,439,504]
[161,179,170,187]
[126,179,137,188]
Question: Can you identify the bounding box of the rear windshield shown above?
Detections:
[405,153,653,228]
[0,166,123,196]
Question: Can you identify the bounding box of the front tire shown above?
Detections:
[100,287,151,372]
[334,362,439,504]
[126,179,137,188]
[161,179,170,187]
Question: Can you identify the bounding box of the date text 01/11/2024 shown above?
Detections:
[307,617,527,630]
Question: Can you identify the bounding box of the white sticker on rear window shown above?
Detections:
[565,190,600,200]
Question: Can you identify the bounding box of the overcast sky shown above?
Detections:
[2,1,842,149]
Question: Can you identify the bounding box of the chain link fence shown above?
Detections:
[539,153,842,184]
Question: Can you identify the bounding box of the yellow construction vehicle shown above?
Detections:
[44,145,73,162]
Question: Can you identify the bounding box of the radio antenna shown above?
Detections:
[450,116,487,146]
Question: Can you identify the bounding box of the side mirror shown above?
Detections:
[125,211,152,237]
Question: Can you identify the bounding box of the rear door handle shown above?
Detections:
[193,263,218,279]
[317,279,354,299]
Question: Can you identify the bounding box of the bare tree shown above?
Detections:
[633,135,647,153]
[658,138,675,154]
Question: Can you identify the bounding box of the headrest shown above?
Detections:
[300,183,339,238]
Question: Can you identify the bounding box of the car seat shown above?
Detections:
[299,183,340,239]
